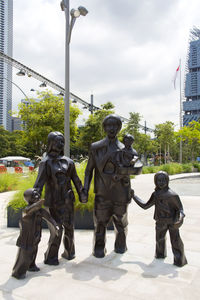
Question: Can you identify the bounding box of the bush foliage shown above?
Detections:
[6,161,94,213]
[5,161,200,211]
[142,162,199,175]
[0,173,21,193]
[7,172,40,211]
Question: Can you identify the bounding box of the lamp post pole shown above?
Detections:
[61,0,70,156]
[0,76,29,100]
[179,58,183,164]
[61,1,88,156]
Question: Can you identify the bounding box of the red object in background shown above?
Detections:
[0,165,7,173]
[29,166,34,171]
[15,166,23,173]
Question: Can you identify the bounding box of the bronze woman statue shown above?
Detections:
[34,131,86,265]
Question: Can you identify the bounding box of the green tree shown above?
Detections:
[77,102,115,152]
[0,126,10,157]
[121,112,141,141]
[120,112,158,164]
[176,121,200,162]
[17,91,81,157]
[135,133,158,159]
[0,127,30,158]
[154,121,176,163]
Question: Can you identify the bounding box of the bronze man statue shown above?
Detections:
[84,114,140,258]
[34,131,86,265]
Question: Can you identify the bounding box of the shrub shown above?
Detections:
[142,166,160,174]
[7,161,200,212]
[182,163,193,173]
[142,163,193,175]
[7,161,94,213]
[160,163,183,175]
[0,173,21,193]
[193,162,200,172]
[7,172,39,211]
[73,160,94,213]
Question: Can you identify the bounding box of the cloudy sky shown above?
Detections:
[12,0,200,130]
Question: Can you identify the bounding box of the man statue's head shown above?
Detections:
[102,114,122,139]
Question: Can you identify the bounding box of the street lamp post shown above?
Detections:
[61,0,88,156]
[0,76,29,100]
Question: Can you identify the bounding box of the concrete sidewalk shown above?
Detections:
[0,173,199,300]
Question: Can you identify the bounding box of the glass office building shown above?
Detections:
[0,0,13,131]
[183,27,200,126]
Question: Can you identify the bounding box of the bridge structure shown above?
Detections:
[0,50,154,133]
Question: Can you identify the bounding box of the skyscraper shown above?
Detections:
[0,0,13,131]
[183,27,200,126]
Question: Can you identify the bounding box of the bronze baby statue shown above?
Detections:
[12,188,59,279]
[132,171,187,267]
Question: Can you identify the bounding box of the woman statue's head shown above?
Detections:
[47,131,65,156]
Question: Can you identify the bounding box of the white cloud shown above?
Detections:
[11,0,200,130]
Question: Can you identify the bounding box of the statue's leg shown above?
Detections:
[28,245,40,271]
[169,226,187,267]
[93,206,111,258]
[44,207,63,265]
[62,205,75,260]
[12,248,33,279]
[155,222,168,258]
[113,204,128,254]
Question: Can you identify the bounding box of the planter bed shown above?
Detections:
[7,207,113,230]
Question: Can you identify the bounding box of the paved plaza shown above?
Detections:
[0,173,199,300]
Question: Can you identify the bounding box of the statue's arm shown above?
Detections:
[33,160,47,195]
[24,199,44,216]
[41,208,59,235]
[132,191,155,209]
[71,161,87,203]
[174,195,185,224]
[84,150,95,195]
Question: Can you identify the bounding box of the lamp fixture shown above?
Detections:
[16,69,26,76]
[70,9,80,18]
[78,6,88,16]
[39,81,47,88]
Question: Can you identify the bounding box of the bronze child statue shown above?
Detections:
[116,134,138,168]
[12,188,59,279]
[132,171,187,267]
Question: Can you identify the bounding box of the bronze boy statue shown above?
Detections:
[132,171,187,267]
[12,188,59,279]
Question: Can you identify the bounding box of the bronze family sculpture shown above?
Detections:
[12,117,187,280]
[132,171,187,267]
[84,114,142,258]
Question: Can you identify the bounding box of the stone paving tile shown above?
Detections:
[0,173,199,300]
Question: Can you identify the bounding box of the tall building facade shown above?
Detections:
[183,27,200,126]
[0,0,13,131]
